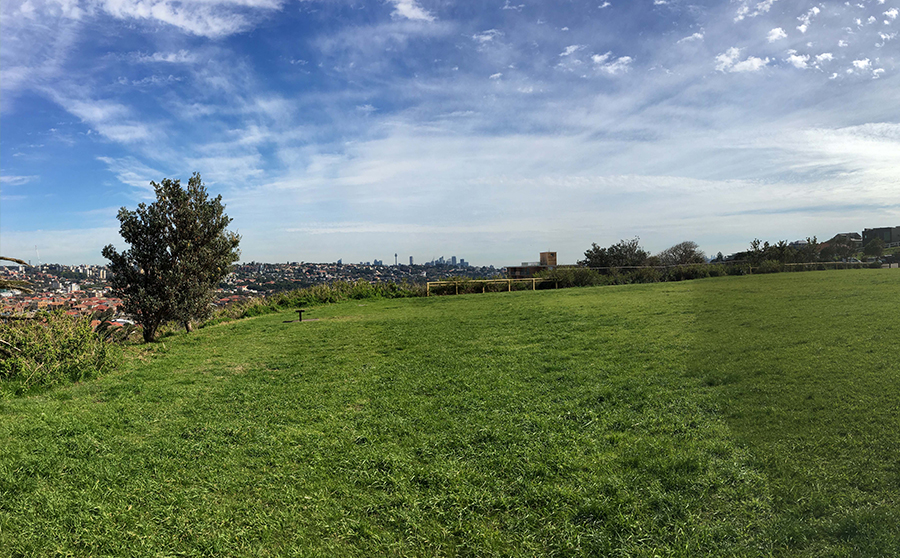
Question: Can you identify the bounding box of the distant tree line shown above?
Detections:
[579,238,706,268]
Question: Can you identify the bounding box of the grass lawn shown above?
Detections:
[1,269,898,556]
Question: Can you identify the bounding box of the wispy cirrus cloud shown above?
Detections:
[0,175,39,186]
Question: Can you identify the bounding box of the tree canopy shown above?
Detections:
[579,237,649,268]
[102,174,240,342]
[656,241,706,266]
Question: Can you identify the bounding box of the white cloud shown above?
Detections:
[594,54,632,74]
[797,6,821,33]
[473,29,501,43]
[489,72,502,79]
[97,0,283,38]
[786,53,810,69]
[135,50,196,64]
[560,45,585,56]
[0,175,38,186]
[677,32,704,43]
[716,47,769,72]
[599,2,611,7]
[852,58,871,69]
[732,56,769,72]
[885,8,899,21]
[815,52,834,62]
[767,27,787,42]
[389,0,434,22]
[734,0,780,22]
[96,156,164,195]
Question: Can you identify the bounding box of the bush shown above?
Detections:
[0,312,119,396]
[665,264,710,282]
[626,267,663,284]
[706,264,728,277]
[537,267,608,288]
[756,260,784,274]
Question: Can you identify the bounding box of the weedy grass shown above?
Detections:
[0,270,897,556]
[0,312,120,396]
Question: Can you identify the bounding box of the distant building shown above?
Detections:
[451,256,457,265]
[826,232,863,248]
[409,256,414,265]
[863,226,900,247]
[507,251,558,279]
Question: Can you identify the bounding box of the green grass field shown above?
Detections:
[1,270,898,556]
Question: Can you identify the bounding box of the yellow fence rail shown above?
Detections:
[426,278,555,296]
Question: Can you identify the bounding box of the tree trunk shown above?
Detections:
[142,324,157,343]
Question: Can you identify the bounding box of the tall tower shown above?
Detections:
[409,256,414,266]
[395,253,398,266]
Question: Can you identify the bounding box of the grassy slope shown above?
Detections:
[1,270,898,556]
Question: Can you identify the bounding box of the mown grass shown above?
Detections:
[1,269,897,556]
[688,271,900,557]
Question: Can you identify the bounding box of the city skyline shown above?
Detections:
[2,0,899,266]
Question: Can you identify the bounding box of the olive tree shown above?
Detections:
[102,173,240,342]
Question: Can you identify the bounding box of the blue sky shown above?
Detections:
[2,0,898,266]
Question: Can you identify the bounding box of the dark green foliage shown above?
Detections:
[0,312,118,396]
[159,174,241,331]
[102,173,240,342]
[536,266,609,287]
[757,259,784,274]
[864,238,885,258]
[579,237,649,267]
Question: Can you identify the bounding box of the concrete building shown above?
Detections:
[863,226,900,248]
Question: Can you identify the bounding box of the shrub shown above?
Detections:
[0,312,119,396]
[665,264,710,282]
[626,267,663,284]
[707,264,727,277]
[756,260,784,274]
[537,267,608,288]
[726,263,750,276]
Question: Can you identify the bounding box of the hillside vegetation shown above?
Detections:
[1,270,898,556]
